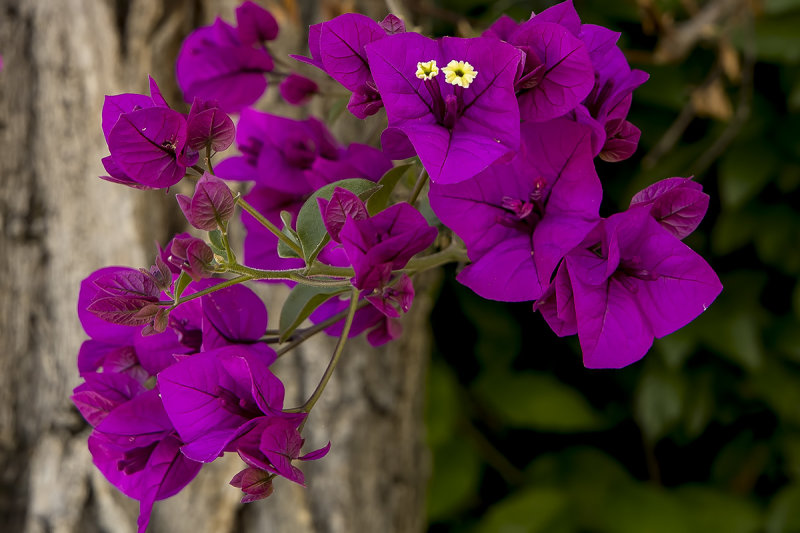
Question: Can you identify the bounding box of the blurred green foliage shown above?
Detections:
[422,0,800,531]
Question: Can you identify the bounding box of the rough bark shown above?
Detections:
[0,1,429,531]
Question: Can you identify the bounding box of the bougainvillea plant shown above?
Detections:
[72,2,722,530]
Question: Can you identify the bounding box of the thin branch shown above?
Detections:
[642,63,723,170]
[653,0,745,63]
[692,10,755,175]
[276,298,371,357]
[286,288,361,419]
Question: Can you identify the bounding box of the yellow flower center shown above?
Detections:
[442,60,478,88]
[415,60,439,80]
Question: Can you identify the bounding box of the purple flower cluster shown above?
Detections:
[302,3,720,368]
[100,77,233,189]
[216,109,392,271]
[73,242,328,531]
[175,1,279,112]
[75,3,726,529]
[292,13,405,118]
[534,185,719,368]
[314,187,436,345]
[434,164,721,367]
[298,1,647,184]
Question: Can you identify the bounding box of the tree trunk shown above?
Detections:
[0,1,429,531]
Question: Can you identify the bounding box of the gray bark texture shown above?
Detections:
[0,1,430,531]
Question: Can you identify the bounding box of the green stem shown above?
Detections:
[305,262,354,277]
[403,244,467,273]
[408,166,429,205]
[205,145,214,175]
[276,298,370,357]
[225,263,349,287]
[225,263,302,280]
[158,275,253,306]
[288,287,360,416]
[220,220,236,264]
[287,275,352,288]
[237,197,304,257]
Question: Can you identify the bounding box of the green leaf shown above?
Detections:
[276,210,303,259]
[793,281,800,318]
[772,315,800,363]
[525,447,632,486]
[676,486,761,533]
[366,163,414,215]
[457,287,521,369]
[703,306,765,369]
[743,14,800,63]
[474,372,605,432]
[278,284,350,342]
[475,487,570,533]
[752,359,800,426]
[173,271,192,302]
[524,447,631,530]
[207,229,227,261]
[424,361,460,448]
[634,362,686,441]
[780,431,800,480]
[777,164,800,193]
[682,373,715,440]
[417,197,441,228]
[711,208,756,255]
[764,0,800,14]
[754,204,800,274]
[279,210,293,230]
[655,328,695,369]
[692,271,767,370]
[295,178,381,263]
[711,431,765,486]
[633,65,690,110]
[277,238,302,259]
[593,484,690,533]
[767,484,800,533]
[789,79,800,113]
[426,439,482,521]
[719,144,777,210]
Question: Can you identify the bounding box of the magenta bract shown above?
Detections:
[366,33,523,184]
[294,13,389,118]
[176,172,235,231]
[166,235,215,282]
[176,16,275,113]
[158,346,284,462]
[216,110,390,275]
[538,207,722,368]
[279,73,319,106]
[430,118,601,301]
[185,99,236,152]
[107,107,191,188]
[235,1,279,45]
[630,177,710,239]
[330,189,437,291]
[318,187,370,242]
[200,281,269,350]
[508,21,594,122]
[85,389,202,533]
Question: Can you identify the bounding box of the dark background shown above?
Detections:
[420,0,800,531]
